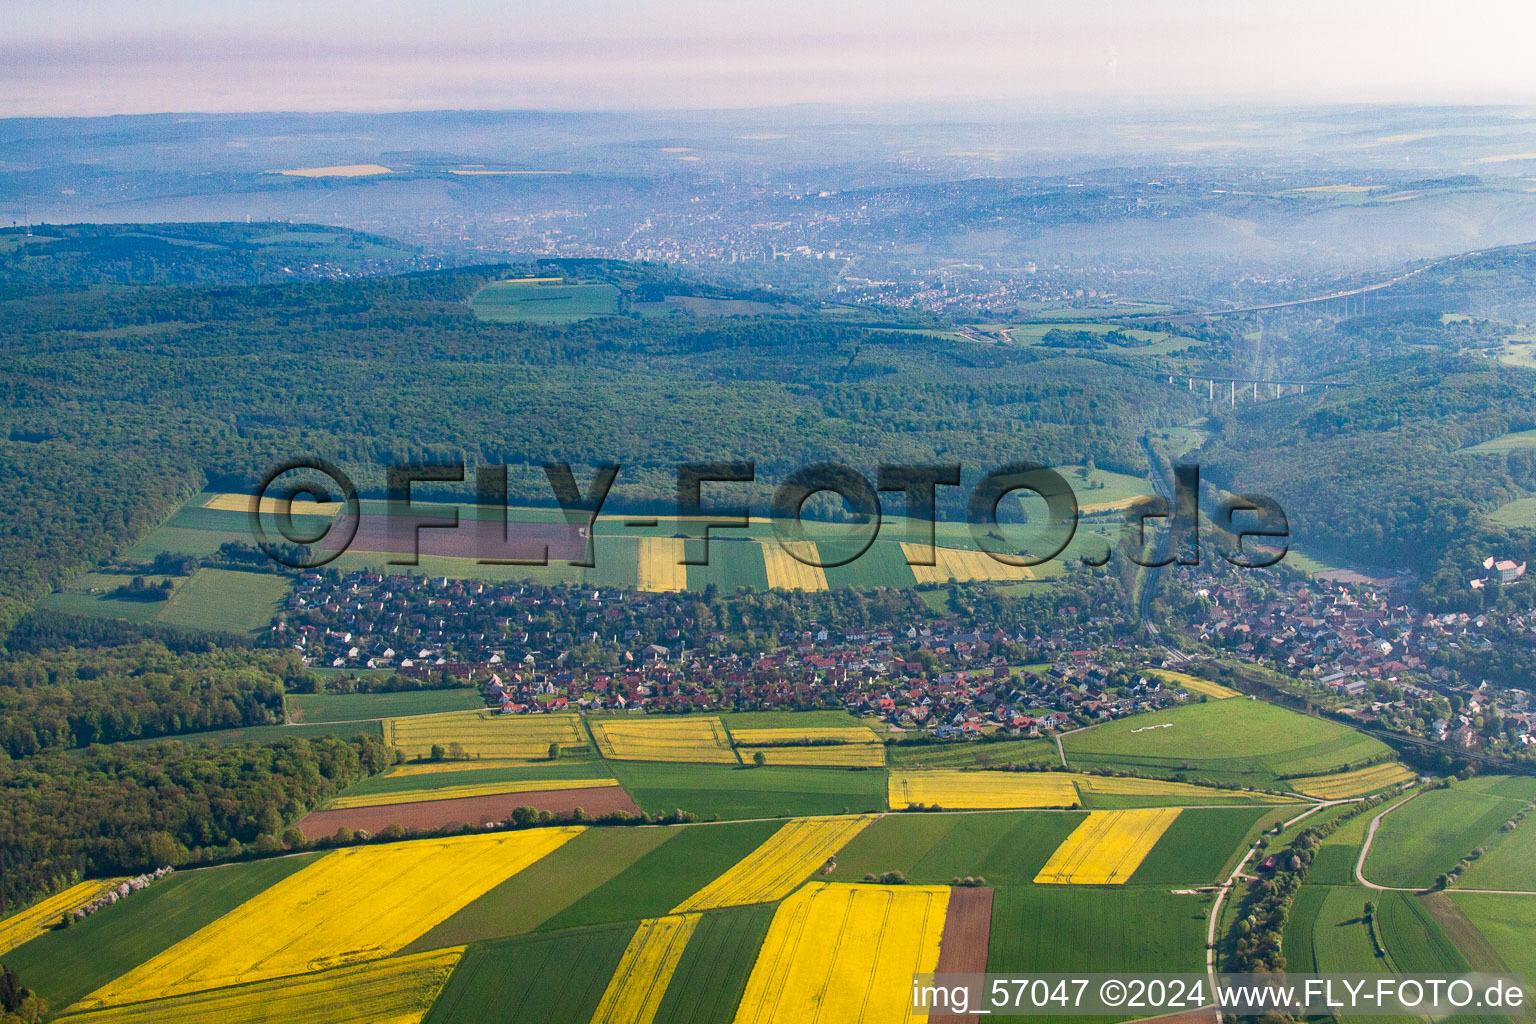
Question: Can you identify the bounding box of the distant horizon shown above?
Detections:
[5,0,1536,118]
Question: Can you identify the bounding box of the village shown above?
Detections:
[1175,562,1536,755]
[274,570,1200,739]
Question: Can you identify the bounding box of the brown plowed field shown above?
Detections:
[930,885,994,1024]
[297,783,638,837]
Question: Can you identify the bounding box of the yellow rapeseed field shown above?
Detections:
[731,882,948,1024]
[762,541,828,591]
[673,815,877,912]
[1145,668,1240,699]
[61,947,463,1024]
[380,758,543,778]
[202,492,341,516]
[384,710,582,760]
[328,777,620,809]
[750,744,885,767]
[888,769,1079,810]
[589,717,737,763]
[1291,762,1416,799]
[637,537,688,592]
[1034,809,1180,885]
[729,726,881,745]
[589,914,701,1024]
[0,878,123,956]
[902,543,1033,584]
[81,828,581,1007]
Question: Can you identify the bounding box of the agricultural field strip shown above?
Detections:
[888,769,1079,809]
[385,711,583,760]
[752,744,885,766]
[673,815,878,912]
[761,541,828,591]
[1290,763,1417,799]
[590,717,739,763]
[902,543,1033,584]
[202,492,340,516]
[730,882,948,1024]
[56,946,462,1024]
[327,777,620,809]
[727,727,881,746]
[588,914,701,1024]
[1143,668,1240,699]
[637,538,687,592]
[79,828,582,1008]
[1034,809,1182,884]
[0,878,125,956]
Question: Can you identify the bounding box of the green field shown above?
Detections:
[1448,892,1536,999]
[2,854,321,1010]
[150,567,292,635]
[885,738,1059,769]
[286,688,484,724]
[988,886,1209,1022]
[1307,885,1388,974]
[1364,779,1534,889]
[1459,810,1536,891]
[406,826,677,950]
[471,279,622,322]
[607,762,887,819]
[830,810,1085,886]
[1461,428,1536,454]
[40,572,185,623]
[1063,697,1388,787]
[422,923,636,1024]
[537,819,783,931]
[652,904,777,1024]
[342,760,609,799]
[1487,496,1536,529]
[1128,807,1274,886]
[144,719,384,745]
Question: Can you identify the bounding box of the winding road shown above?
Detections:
[1354,789,1536,896]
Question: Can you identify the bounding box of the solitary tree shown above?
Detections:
[548,741,561,761]
[753,751,767,767]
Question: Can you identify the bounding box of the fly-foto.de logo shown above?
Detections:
[246,458,1288,572]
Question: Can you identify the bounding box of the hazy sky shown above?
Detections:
[4,0,1535,117]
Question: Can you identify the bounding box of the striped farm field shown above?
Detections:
[729,726,881,746]
[201,491,341,516]
[1034,808,1181,884]
[589,914,701,1024]
[637,537,687,592]
[762,541,828,591]
[58,947,461,1024]
[888,769,1079,810]
[384,710,583,760]
[730,882,948,1024]
[1289,762,1416,799]
[590,716,738,763]
[902,543,1032,584]
[326,776,619,809]
[1071,774,1292,802]
[376,759,565,779]
[80,828,581,1008]
[674,815,877,912]
[751,744,885,766]
[0,878,123,956]
[1145,668,1239,699]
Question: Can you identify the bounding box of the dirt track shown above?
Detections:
[296,783,640,836]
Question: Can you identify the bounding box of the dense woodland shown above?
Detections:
[0,734,389,914]
[0,642,289,758]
